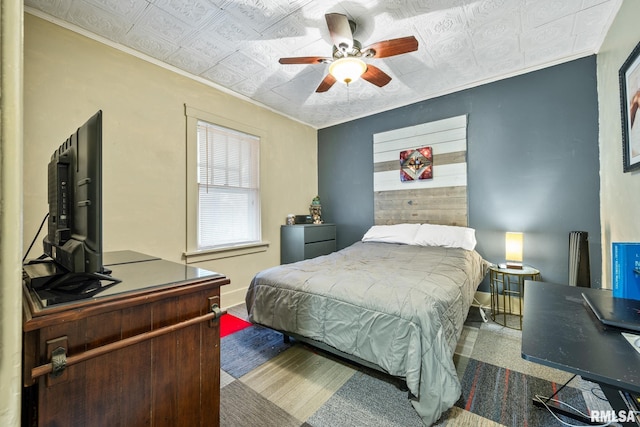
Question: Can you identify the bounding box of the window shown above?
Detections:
[184,105,267,261]
[197,121,260,249]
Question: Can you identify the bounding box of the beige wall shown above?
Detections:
[1,1,24,426]
[597,0,640,289]
[23,14,318,307]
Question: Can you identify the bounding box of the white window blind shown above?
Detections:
[197,120,260,249]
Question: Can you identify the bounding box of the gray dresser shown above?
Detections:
[280,224,336,264]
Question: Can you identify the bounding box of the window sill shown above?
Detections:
[183,241,270,264]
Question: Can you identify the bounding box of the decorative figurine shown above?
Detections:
[309,196,323,224]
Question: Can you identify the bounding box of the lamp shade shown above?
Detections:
[329,57,367,85]
[505,232,523,269]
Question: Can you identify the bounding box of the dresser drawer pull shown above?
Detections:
[50,346,67,378]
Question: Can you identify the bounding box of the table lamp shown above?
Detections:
[505,232,524,269]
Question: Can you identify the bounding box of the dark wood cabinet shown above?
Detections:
[280,224,336,264]
[22,252,229,427]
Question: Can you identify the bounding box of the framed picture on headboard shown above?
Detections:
[620,40,640,173]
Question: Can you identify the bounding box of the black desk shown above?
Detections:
[522,281,640,425]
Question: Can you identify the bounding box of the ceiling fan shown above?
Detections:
[278,13,419,93]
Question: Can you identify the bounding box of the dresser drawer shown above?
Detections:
[304,240,336,259]
[281,224,336,264]
[304,225,336,243]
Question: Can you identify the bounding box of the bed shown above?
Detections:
[245,223,488,425]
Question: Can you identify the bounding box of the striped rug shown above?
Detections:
[456,358,587,426]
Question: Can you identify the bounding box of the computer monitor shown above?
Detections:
[26,110,119,290]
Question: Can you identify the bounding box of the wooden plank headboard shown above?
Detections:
[373,115,468,226]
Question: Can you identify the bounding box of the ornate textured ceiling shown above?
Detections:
[25,0,622,129]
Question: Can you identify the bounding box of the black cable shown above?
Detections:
[23,212,49,264]
[590,386,608,401]
[543,374,577,404]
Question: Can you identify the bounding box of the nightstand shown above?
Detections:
[489,265,541,330]
[280,224,336,264]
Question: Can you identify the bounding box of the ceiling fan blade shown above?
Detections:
[363,36,419,58]
[316,74,337,92]
[361,65,392,88]
[279,56,330,65]
[325,13,353,53]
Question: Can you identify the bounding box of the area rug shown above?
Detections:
[221,324,292,378]
[220,314,252,338]
[456,358,588,426]
[220,320,591,426]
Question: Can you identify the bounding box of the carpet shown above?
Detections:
[305,369,424,426]
[221,324,292,378]
[219,309,601,427]
[220,313,252,338]
[456,358,587,426]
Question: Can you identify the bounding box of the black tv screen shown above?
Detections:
[43,110,105,275]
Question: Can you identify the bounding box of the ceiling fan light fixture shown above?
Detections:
[329,57,367,85]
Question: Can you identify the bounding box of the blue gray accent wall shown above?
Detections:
[318,56,601,290]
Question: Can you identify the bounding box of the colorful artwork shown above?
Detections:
[400,146,433,181]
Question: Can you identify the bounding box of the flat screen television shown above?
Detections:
[25,110,119,291]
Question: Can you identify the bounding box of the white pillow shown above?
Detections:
[361,223,420,245]
[414,224,477,250]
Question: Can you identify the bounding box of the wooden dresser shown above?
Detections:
[22,251,229,427]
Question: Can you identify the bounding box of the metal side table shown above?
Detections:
[489,265,541,330]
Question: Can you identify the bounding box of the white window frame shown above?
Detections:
[184,105,268,263]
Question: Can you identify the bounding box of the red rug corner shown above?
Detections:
[220,314,252,338]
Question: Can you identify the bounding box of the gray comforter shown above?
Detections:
[245,241,487,425]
